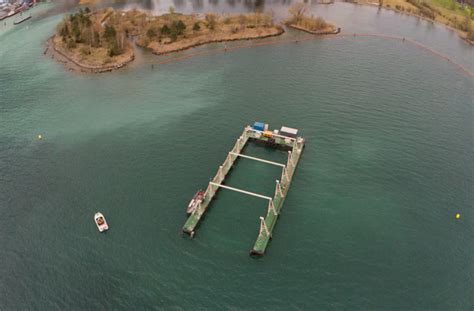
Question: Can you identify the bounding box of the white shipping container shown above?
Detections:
[279,126,298,138]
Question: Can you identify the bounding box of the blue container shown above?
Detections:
[253,122,265,131]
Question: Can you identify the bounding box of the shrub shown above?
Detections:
[468,29,474,41]
[170,32,177,41]
[458,16,472,32]
[193,22,200,31]
[419,6,435,19]
[238,14,247,25]
[80,46,90,55]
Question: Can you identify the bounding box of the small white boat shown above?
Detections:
[187,190,204,214]
[94,212,109,232]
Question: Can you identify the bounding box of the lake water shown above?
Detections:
[0,1,473,309]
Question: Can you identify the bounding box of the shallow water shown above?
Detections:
[0,1,473,309]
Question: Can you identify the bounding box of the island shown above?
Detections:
[48,7,285,72]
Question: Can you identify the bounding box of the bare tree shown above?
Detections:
[288,3,308,24]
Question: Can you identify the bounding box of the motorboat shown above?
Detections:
[94,212,109,232]
[187,190,204,214]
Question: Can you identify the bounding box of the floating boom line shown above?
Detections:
[156,33,474,79]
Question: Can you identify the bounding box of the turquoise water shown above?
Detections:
[1,2,473,309]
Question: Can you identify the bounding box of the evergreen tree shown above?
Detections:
[176,20,186,34]
[104,25,117,43]
[161,24,171,35]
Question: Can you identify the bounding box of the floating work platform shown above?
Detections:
[182,123,305,256]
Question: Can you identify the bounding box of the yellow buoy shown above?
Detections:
[455,213,461,219]
[37,134,43,140]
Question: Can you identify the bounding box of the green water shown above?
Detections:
[1,2,473,309]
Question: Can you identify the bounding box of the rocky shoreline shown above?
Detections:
[48,8,291,73]
[286,24,341,35]
[47,36,135,73]
[48,28,285,73]
[147,27,285,55]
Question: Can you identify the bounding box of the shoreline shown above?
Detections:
[47,35,135,73]
[49,9,286,73]
[147,27,285,56]
[353,1,474,46]
[286,24,341,35]
[48,28,285,73]
[46,4,472,73]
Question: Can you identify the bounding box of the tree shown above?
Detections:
[71,18,81,42]
[161,24,171,35]
[104,25,117,42]
[176,20,186,34]
[169,20,184,38]
[60,23,69,37]
[193,22,200,31]
[205,13,217,30]
[84,7,91,14]
[84,15,92,27]
[146,26,158,39]
[108,42,122,56]
[288,3,307,24]
[169,6,176,14]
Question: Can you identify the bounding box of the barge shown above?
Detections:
[182,122,305,256]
